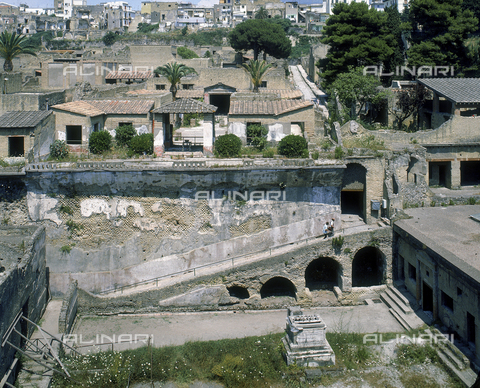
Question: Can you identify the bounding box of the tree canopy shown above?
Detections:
[154,62,197,100]
[0,31,37,71]
[407,0,478,73]
[318,2,395,87]
[242,59,272,92]
[330,67,388,121]
[463,0,480,30]
[229,19,291,60]
[388,84,430,131]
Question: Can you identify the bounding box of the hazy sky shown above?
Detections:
[8,0,218,12]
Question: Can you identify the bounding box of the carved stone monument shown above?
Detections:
[282,306,335,367]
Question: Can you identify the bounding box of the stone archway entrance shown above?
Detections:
[352,246,385,287]
[305,257,341,290]
[260,277,296,299]
[341,163,366,221]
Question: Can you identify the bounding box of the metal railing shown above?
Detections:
[97,232,321,296]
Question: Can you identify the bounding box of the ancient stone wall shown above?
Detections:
[0,91,65,116]
[24,166,344,295]
[374,116,480,145]
[76,227,392,314]
[0,226,48,384]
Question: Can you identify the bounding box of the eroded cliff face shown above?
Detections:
[0,167,343,294]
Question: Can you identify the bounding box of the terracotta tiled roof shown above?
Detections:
[177,89,205,99]
[229,99,313,116]
[238,89,303,99]
[0,110,52,128]
[418,78,480,104]
[51,100,154,116]
[105,71,153,80]
[152,98,217,114]
[93,100,154,114]
[51,101,104,117]
[125,89,167,95]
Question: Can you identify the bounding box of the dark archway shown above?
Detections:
[260,277,296,299]
[352,246,385,287]
[227,285,249,299]
[461,161,480,186]
[341,163,366,220]
[305,257,341,290]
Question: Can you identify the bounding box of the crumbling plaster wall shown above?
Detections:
[24,167,344,295]
[76,227,392,314]
[0,226,48,383]
[383,148,429,214]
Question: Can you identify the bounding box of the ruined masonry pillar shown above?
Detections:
[203,113,214,156]
[450,160,461,188]
[153,114,164,156]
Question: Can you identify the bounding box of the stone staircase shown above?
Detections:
[425,327,478,387]
[380,285,423,331]
[339,214,376,236]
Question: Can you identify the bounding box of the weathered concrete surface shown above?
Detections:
[48,215,335,294]
[76,227,392,315]
[23,167,345,295]
[0,226,48,387]
[394,205,480,363]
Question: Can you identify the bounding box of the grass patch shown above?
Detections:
[395,343,438,366]
[343,135,386,152]
[52,333,300,388]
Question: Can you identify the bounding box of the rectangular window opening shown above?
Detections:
[66,125,82,145]
[408,263,416,281]
[8,137,24,157]
[441,291,454,312]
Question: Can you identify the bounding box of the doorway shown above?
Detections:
[467,312,476,346]
[423,282,433,312]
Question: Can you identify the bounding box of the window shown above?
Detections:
[66,125,82,145]
[156,84,166,90]
[441,291,454,311]
[8,137,24,157]
[182,84,193,90]
[93,123,99,132]
[261,81,267,88]
[457,287,463,296]
[408,263,416,281]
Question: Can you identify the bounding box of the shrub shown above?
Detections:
[247,124,268,150]
[311,150,319,160]
[182,113,203,127]
[49,140,69,159]
[89,130,112,154]
[177,46,199,59]
[215,134,242,157]
[278,135,307,158]
[102,31,117,46]
[334,146,344,159]
[129,134,153,155]
[262,148,275,158]
[115,125,137,147]
[468,197,477,205]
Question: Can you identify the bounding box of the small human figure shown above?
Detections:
[329,218,335,236]
[323,222,329,239]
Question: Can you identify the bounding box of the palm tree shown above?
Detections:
[242,60,272,92]
[154,62,197,100]
[0,31,37,72]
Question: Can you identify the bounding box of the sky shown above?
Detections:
[7,0,216,12]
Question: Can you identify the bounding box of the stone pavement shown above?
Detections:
[69,303,407,353]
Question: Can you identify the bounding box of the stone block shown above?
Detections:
[283,308,335,367]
